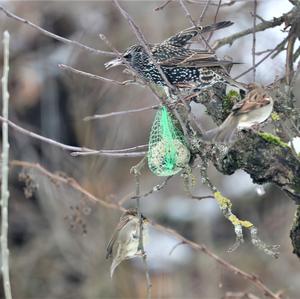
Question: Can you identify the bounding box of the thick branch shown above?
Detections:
[213,7,299,49]
[208,132,300,203]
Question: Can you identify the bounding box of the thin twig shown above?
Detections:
[207,0,222,42]
[118,176,172,206]
[213,8,296,49]
[179,0,214,52]
[71,144,148,156]
[130,158,152,299]
[84,105,160,121]
[1,30,12,299]
[191,194,214,200]
[198,0,211,24]
[0,116,146,158]
[154,0,172,11]
[59,64,137,86]
[252,0,257,82]
[234,47,277,80]
[0,5,114,56]
[169,241,186,255]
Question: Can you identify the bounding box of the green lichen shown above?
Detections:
[271,112,281,121]
[258,132,289,148]
[223,90,240,114]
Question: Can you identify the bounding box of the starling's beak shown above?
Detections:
[104,57,123,69]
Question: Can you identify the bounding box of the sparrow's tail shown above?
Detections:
[166,21,233,47]
[202,114,239,144]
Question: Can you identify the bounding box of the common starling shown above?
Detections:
[202,85,274,143]
[105,21,239,92]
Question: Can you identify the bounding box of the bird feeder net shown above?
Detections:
[148,106,190,176]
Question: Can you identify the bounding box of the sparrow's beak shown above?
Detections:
[104,58,123,69]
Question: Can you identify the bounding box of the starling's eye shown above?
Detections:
[123,53,132,59]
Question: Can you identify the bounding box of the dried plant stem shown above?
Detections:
[1,30,12,299]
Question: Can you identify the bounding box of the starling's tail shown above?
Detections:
[200,21,234,34]
[166,21,233,47]
[202,114,239,144]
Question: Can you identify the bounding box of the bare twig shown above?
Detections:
[252,0,257,82]
[154,0,172,11]
[59,64,137,86]
[0,5,114,56]
[130,158,152,299]
[84,105,160,121]
[207,0,222,42]
[118,176,172,206]
[179,0,214,52]
[191,194,214,200]
[213,8,296,49]
[71,144,148,157]
[1,31,12,299]
[198,0,211,24]
[234,47,277,80]
[169,241,186,255]
[0,116,146,158]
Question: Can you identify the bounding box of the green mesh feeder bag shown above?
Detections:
[148,106,191,176]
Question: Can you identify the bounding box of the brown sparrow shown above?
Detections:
[106,208,148,277]
[202,86,274,143]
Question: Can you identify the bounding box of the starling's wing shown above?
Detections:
[159,50,236,68]
[106,215,132,259]
[163,21,233,47]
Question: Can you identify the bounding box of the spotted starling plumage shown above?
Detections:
[105,21,240,92]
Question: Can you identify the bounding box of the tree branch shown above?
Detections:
[0,5,114,56]
[213,7,298,49]
[1,30,12,299]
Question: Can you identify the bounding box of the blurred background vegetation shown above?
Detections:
[0,1,299,298]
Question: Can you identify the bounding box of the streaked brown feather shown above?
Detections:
[232,87,272,115]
